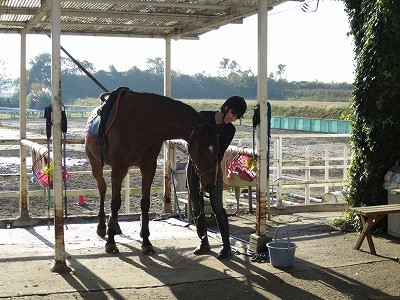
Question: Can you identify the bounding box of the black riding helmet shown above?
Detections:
[221,96,247,119]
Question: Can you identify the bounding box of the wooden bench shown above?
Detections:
[349,204,400,255]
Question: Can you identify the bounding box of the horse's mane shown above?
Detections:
[135,91,206,125]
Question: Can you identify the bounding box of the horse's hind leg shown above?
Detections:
[86,146,108,238]
[105,166,127,254]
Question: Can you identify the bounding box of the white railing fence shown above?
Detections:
[271,134,350,207]
[0,133,351,222]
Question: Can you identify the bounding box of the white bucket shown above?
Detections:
[267,226,298,268]
[322,191,346,203]
[173,162,188,192]
[173,169,187,192]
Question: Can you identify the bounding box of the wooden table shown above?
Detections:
[349,204,400,255]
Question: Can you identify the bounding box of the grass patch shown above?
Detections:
[0,98,349,121]
[181,99,350,120]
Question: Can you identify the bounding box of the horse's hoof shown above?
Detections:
[105,244,119,254]
[141,244,156,255]
[97,226,107,238]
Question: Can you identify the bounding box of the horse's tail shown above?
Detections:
[97,130,108,166]
[97,87,130,165]
[94,126,107,166]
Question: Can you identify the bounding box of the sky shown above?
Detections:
[0,0,355,84]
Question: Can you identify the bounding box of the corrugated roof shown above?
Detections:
[0,0,294,39]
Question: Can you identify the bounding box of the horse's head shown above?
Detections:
[188,124,219,192]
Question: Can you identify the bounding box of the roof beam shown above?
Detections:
[66,0,231,10]
[169,7,253,38]
[0,27,199,39]
[61,9,219,22]
[40,21,174,30]
[0,7,39,15]
[0,8,221,22]
[0,21,26,27]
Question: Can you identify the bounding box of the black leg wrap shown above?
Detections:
[192,211,210,255]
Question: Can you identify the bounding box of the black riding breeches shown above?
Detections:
[187,161,229,243]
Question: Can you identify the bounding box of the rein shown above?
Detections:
[189,157,216,178]
[187,126,217,179]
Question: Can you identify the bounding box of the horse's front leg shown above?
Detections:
[97,177,107,238]
[97,182,122,237]
[105,167,126,254]
[140,162,157,255]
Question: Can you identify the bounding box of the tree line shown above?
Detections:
[0,54,353,110]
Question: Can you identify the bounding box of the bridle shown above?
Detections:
[187,127,217,178]
[189,157,217,178]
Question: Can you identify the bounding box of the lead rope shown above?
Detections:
[61,105,68,230]
[266,102,272,179]
[44,106,53,230]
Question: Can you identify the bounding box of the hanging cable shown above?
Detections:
[301,0,320,13]
[61,105,68,229]
[252,104,261,159]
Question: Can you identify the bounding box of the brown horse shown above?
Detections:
[85,89,219,254]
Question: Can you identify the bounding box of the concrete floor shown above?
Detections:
[0,212,399,300]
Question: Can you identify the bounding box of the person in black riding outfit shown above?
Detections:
[187,96,247,259]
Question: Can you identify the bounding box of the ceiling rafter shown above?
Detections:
[40,21,177,30]
[1,7,223,22]
[21,0,51,34]
[170,7,251,38]
[61,9,219,21]
[66,0,232,10]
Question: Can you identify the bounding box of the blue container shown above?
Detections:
[267,225,298,268]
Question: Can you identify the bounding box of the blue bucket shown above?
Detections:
[267,226,298,268]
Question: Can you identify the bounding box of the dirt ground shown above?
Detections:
[0,117,350,220]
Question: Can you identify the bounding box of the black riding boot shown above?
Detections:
[193,212,210,255]
[215,209,232,259]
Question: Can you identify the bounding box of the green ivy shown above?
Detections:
[344,0,400,208]
[332,210,362,232]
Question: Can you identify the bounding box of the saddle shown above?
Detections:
[98,86,130,137]
[85,87,130,137]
